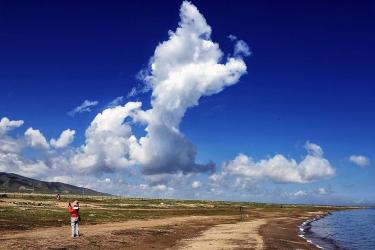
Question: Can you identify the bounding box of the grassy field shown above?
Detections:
[0,193,346,232]
[0,193,356,250]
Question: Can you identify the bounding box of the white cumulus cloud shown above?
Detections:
[69,1,248,176]
[24,127,49,149]
[215,141,335,185]
[0,117,24,154]
[71,102,141,173]
[128,1,247,175]
[0,151,50,178]
[0,2,265,199]
[0,138,23,153]
[50,129,76,148]
[0,117,24,135]
[349,155,370,167]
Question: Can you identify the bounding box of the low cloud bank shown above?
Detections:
[209,142,335,190]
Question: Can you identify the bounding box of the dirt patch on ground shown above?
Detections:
[175,219,267,250]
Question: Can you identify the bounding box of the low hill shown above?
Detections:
[0,172,107,196]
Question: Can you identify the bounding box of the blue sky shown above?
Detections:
[0,0,374,204]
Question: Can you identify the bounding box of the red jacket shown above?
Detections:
[68,206,79,218]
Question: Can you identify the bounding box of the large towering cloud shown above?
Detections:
[129,1,247,174]
[71,1,248,175]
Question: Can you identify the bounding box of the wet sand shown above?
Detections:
[260,212,325,249]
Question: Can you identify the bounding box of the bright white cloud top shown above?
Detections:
[50,129,76,149]
[72,102,141,172]
[24,127,50,149]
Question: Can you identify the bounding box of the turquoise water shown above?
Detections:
[302,209,375,250]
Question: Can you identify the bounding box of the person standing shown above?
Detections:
[68,200,80,237]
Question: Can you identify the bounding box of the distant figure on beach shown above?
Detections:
[56,193,60,201]
[68,200,80,237]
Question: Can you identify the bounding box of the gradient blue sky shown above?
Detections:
[1,0,374,204]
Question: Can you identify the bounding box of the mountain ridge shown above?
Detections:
[0,172,108,196]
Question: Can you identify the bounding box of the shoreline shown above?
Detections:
[299,208,368,250]
[260,209,341,249]
[298,212,332,249]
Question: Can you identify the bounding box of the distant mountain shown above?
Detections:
[0,172,108,196]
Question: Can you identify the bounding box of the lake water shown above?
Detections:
[301,208,375,250]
